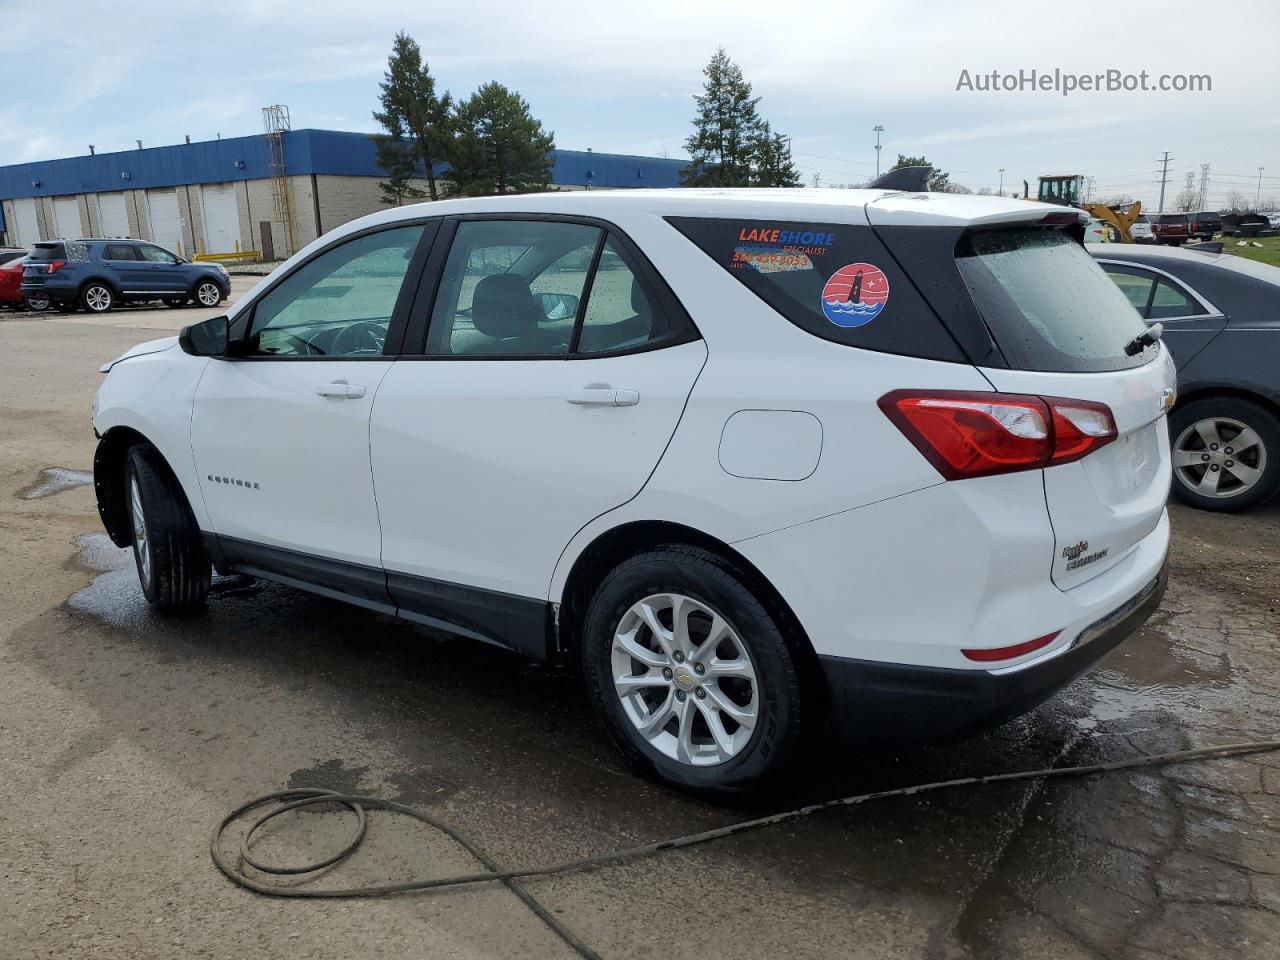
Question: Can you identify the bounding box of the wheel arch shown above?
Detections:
[555,519,825,701]
[79,275,122,299]
[1174,384,1280,421]
[190,273,226,297]
[94,426,194,548]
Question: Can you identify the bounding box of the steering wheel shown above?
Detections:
[330,320,386,357]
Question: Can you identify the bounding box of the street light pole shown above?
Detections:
[874,125,884,177]
[998,168,1005,196]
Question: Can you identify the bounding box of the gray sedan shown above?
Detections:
[1090,243,1280,511]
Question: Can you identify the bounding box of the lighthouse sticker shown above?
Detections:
[820,262,889,328]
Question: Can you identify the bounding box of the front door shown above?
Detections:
[190,221,432,592]
[136,242,189,293]
[371,218,705,651]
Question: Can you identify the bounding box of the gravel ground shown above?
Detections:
[2,310,1279,959]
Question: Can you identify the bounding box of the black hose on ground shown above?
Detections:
[212,738,1280,960]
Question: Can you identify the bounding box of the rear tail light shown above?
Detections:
[879,390,1116,480]
[44,260,66,274]
[962,631,1060,663]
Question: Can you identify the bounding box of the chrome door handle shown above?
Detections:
[316,380,366,399]
[566,386,639,407]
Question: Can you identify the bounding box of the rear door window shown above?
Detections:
[666,217,964,362]
[956,227,1154,372]
[103,243,138,261]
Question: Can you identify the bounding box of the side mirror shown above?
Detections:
[538,292,579,321]
[179,315,229,357]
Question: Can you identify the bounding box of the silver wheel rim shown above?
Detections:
[611,592,758,767]
[86,286,111,311]
[1173,416,1267,499]
[129,476,151,585]
[197,283,219,306]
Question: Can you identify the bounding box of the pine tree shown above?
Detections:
[372,31,453,201]
[449,82,555,196]
[372,137,427,206]
[751,121,802,188]
[682,48,762,187]
[891,154,953,192]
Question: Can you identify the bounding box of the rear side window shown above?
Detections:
[103,244,138,261]
[666,217,964,362]
[957,228,1154,372]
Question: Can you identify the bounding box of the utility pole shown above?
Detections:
[998,167,1005,196]
[1155,151,1173,214]
[873,125,884,177]
[1084,176,1096,204]
[1258,167,1266,209]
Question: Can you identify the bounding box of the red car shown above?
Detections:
[0,257,49,310]
[1148,213,1191,246]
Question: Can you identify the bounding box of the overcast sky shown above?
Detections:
[2,0,1278,210]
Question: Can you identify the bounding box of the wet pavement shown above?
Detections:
[2,317,1280,959]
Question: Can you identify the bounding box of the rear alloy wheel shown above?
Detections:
[582,545,805,796]
[195,281,222,307]
[81,283,114,313]
[1170,397,1280,511]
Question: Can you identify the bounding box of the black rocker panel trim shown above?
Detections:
[203,534,551,660]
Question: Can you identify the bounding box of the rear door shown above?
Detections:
[1095,258,1227,367]
[951,227,1175,589]
[370,217,705,650]
[101,242,147,292]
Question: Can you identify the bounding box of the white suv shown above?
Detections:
[92,190,1174,795]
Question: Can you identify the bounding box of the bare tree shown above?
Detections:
[1173,186,1199,212]
[1222,190,1253,214]
[1102,194,1135,207]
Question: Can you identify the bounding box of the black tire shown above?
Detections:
[126,445,211,609]
[1169,396,1280,512]
[163,297,188,308]
[80,282,114,314]
[55,302,76,314]
[193,279,223,308]
[581,545,806,797]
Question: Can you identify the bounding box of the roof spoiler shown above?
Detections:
[867,165,932,192]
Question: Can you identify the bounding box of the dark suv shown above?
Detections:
[21,239,229,314]
[1189,211,1222,241]
[1149,214,1191,246]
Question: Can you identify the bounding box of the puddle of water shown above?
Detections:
[18,467,93,500]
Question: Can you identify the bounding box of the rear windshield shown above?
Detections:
[28,243,66,261]
[955,228,1155,373]
[1157,215,1188,224]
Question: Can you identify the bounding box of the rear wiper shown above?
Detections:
[1124,322,1164,357]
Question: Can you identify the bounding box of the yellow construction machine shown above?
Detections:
[1029,174,1143,243]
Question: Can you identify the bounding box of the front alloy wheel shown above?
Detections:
[195,281,222,307]
[611,592,758,766]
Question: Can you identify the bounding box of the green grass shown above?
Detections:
[1219,234,1280,268]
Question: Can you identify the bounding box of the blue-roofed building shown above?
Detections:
[0,129,688,258]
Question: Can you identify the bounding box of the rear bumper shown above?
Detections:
[819,560,1168,742]
[22,280,77,302]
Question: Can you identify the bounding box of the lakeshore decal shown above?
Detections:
[732,225,834,273]
[820,262,889,327]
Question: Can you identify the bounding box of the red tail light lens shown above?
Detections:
[879,390,1116,480]
[962,631,1060,662]
[45,260,66,274]
[1047,399,1117,465]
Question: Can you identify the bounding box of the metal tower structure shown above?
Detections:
[263,105,296,259]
